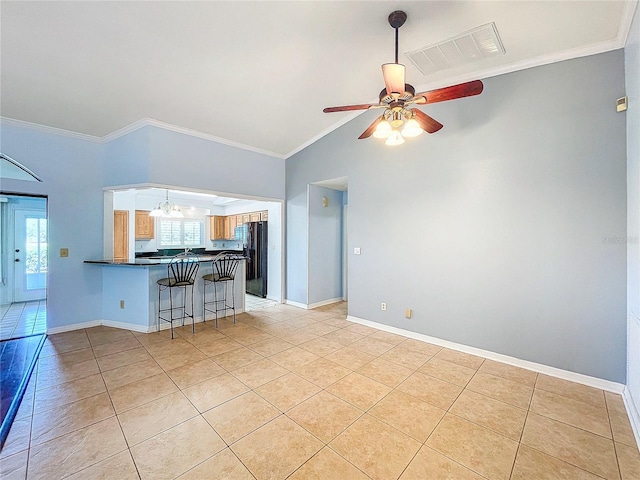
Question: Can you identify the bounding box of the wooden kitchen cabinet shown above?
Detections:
[228,215,237,239]
[242,214,250,224]
[236,214,244,226]
[210,215,226,240]
[114,210,129,261]
[135,210,154,239]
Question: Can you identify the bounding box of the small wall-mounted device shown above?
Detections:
[60,248,69,257]
[616,96,628,112]
[322,196,329,207]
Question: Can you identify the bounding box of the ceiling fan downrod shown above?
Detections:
[388,10,407,64]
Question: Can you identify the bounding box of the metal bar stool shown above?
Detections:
[202,251,241,328]
[157,253,199,339]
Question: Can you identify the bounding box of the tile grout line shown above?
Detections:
[8,304,636,479]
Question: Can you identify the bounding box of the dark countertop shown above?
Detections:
[85,254,245,267]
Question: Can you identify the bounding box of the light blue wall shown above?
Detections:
[147,127,285,199]
[1,122,104,330]
[286,50,628,383]
[1,121,286,332]
[286,167,310,304]
[308,185,343,305]
[625,0,640,435]
[103,127,150,186]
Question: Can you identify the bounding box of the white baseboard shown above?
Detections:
[346,315,625,394]
[285,298,343,310]
[102,319,154,334]
[623,387,640,448]
[46,320,102,335]
[308,297,343,309]
[284,299,309,310]
[46,309,245,335]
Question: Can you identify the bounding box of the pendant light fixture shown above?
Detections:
[149,190,183,218]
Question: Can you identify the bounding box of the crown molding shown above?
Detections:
[285,27,635,159]
[1,116,285,160]
[285,109,366,159]
[620,0,639,47]
[99,118,151,144]
[4,2,637,162]
[101,118,285,160]
[0,117,102,143]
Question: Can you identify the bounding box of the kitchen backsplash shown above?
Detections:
[134,239,243,253]
[209,240,243,250]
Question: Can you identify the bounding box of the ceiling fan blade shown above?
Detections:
[323,103,379,113]
[415,80,483,104]
[382,63,406,95]
[358,116,384,139]
[412,109,443,134]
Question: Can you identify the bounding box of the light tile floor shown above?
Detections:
[245,294,278,311]
[0,301,47,341]
[1,302,639,479]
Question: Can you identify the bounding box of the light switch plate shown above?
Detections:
[60,248,69,257]
[354,247,361,255]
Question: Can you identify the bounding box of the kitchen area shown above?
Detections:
[86,187,283,333]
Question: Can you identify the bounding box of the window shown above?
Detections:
[159,219,203,247]
[25,217,47,290]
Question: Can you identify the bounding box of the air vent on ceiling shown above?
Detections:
[406,22,505,75]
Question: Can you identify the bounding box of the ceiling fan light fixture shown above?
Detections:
[382,63,406,95]
[390,110,404,128]
[401,118,423,137]
[373,119,392,138]
[385,130,405,146]
[322,10,484,146]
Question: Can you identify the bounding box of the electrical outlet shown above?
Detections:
[381,302,387,311]
[60,248,69,257]
[354,247,361,255]
[405,308,412,319]
[120,300,125,309]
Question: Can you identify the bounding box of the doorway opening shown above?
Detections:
[0,194,48,340]
[308,177,348,309]
[105,185,284,317]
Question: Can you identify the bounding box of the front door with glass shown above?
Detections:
[14,209,47,302]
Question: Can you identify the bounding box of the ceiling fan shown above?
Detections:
[323,10,484,145]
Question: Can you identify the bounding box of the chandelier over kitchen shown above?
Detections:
[149,190,183,218]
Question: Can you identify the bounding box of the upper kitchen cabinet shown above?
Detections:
[210,215,226,240]
[226,215,237,239]
[135,210,154,239]
[249,212,261,222]
[260,210,268,221]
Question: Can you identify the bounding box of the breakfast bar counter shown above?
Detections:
[85,256,246,333]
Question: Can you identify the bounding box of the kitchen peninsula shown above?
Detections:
[84,254,246,333]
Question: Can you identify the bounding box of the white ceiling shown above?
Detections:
[1,1,636,158]
[116,187,252,208]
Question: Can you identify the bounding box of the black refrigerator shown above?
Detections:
[244,221,268,298]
